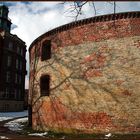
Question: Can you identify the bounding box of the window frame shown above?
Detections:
[40,74,50,96]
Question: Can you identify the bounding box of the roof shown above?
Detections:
[1,30,26,45]
[8,33,26,45]
[29,11,140,52]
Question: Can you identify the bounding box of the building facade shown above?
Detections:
[29,11,140,134]
[0,5,27,111]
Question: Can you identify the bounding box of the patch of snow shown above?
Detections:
[0,136,9,139]
[4,117,28,132]
[105,133,112,137]
[105,133,112,139]
[0,110,28,121]
[28,132,48,137]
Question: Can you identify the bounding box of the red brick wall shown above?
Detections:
[30,17,140,59]
[29,13,140,134]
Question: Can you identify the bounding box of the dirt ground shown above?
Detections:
[0,118,140,140]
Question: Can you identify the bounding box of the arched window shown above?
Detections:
[40,75,50,96]
[41,40,51,61]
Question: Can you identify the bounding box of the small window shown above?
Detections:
[6,72,10,82]
[20,48,23,56]
[41,40,51,61]
[17,47,20,54]
[16,59,19,69]
[40,75,50,96]
[7,56,12,67]
[8,42,13,50]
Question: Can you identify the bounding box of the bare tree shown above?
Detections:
[59,1,116,21]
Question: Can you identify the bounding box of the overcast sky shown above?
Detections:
[0,1,140,89]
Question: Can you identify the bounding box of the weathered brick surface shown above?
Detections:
[29,12,140,134]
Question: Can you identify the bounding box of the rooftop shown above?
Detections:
[29,11,140,51]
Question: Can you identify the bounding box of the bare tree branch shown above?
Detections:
[92,2,96,16]
[63,1,117,21]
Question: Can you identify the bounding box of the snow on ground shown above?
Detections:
[4,117,49,137]
[4,117,28,131]
[0,110,28,121]
[28,132,48,137]
[0,136,9,139]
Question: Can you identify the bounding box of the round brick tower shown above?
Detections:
[29,11,140,134]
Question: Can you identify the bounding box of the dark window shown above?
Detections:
[40,75,50,96]
[41,40,51,61]
[8,42,13,50]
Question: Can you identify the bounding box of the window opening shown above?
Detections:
[8,42,13,50]
[40,75,50,96]
[41,40,51,61]
[7,56,12,66]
